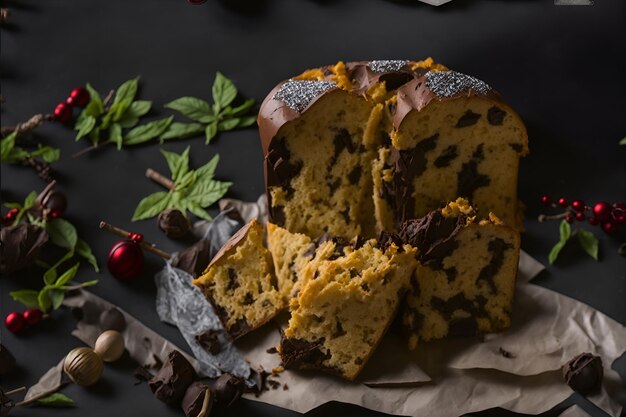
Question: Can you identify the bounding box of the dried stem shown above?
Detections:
[21,157,53,183]
[537,212,568,222]
[4,387,26,397]
[14,381,69,407]
[1,113,52,136]
[99,221,171,259]
[72,140,112,159]
[146,168,175,190]
[102,90,115,109]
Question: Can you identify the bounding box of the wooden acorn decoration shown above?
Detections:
[94,330,125,362]
[63,331,126,386]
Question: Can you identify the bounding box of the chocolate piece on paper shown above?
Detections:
[213,373,245,407]
[182,381,212,417]
[0,224,48,274]
[562,353,603,396]
[149,350,196,404]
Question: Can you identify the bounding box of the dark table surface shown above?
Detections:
[1,0,625,416]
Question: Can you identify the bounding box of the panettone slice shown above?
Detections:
[399,199,520,349]
[193,220,283,340]
[279,238,417,381]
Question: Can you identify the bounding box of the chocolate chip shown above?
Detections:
[354,357,364,365]
[455,110,481,127]
[327,176,341,193]
[227,268,239,291]
[475,238,513,293]
[332,128,356,162]
[149,350,196,404]
[195,330,221,355]
[347,166,362,185]
[509,143,523,153]
[181,382,212,417]
[271,205,285,225]
[266,347,278,354]
[457,144,490,199]
[434,145,458,168]
[227,318,251,340]
[499,347,516,358]
[487,106,506,125]
[377,230,403,253]
[243,293,254,305]
[280,334,332,371]
[213,373,245,407]
[340,208,351,223]
[333,321,347,338]
[562,353,603,396]
[100,308,126,332]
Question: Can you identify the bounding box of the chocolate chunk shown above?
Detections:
[332,128,356,162]
[0,344,16,376]
[266,346,278,354]
[444,267,458,283]
[347,165,362,185]
[339,208,350,223]
[172,239,211,277]
[434,145,458,168]
[182,382,212,417]
[377,231,403,253]
[379,72,414,90]
[227,268,239,291]
[100,308,126,332]
[227,318,251,340]
[475,238,513,293]
[280,334,332,370]
[333,321,347,338]
[157,208,191,239]
[457,144,490,199]
[562,353,603,396]
[268,379,281,389]
[499,347,516,358]
[243,293,254,305]
[431,292,486,320]
[213,373,245,407]
[327,177,341,193]
[0,224,48,274]
[149,350,196,404]
[455,110,481,128]
[509,143,523,153]
[271,205,285,225]
[267,137,302,192]
[195,330,221,355]
[133,366,154,384]
[487,106,506,125]
[351,235,366,250]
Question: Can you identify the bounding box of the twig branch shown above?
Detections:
[72,140,112,159]
[99,221,171,259]
[537,213,568,222]
[14,381,69,407]
[1,113,52,136]
[146,169,175,191]
[4,387,26,397]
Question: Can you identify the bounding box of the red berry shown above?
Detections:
[66,87,90,107]
[6,208,19,220]
[588,217,599,225]
[23,308,43,326]
[615,214,625,224]
[540,195,552,206]
[601,221,617,234]
[558,197,569,208]
[614,202,626,211]
[566,214,575,224]
[53,102,72,123]
[572,200,585,212]
[42,191,67,219]
[575,212,586,222]
[5,312,26,334]
[593,201,612,221]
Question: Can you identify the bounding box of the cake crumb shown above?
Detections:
[499,347,516,358]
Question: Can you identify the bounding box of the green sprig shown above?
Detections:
[1,131,60,164]
[548,220,599,264]
[161,72,257,144]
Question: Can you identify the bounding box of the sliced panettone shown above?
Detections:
[399,199,520,349]
[193,220,283,340]
[279,238,417,381]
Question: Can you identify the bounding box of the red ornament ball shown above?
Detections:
[588,217,599,226]
[575,212,586,222]
[593,202,612,221]
[601,221,617,234]
[107,240,144,281]
[540,195,552,206]
[571,200,585,212]
[23,308,43,326]
[66,87,90,107]
[5,312,26,334]
[558,197,569,208]
[53,102,73,123]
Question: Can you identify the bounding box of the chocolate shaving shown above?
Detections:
[195,330,221,355]
[172,239,211,277]
[149,350,196,404]
[0,224,48,274]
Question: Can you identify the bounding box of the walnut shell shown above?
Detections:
[94,330,125,362]
[63,347,103,386]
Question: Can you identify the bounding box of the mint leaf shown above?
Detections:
[226,98,255,117]
[1,131,17,161]
[9,289,39,308]
[205,122,218,144]
[37,393,75,407]
[48,289,65,310]
[75,116,96,141]
[55,263,80,287]
[132,191,171,221]
[31,146,61,163]
[76,238,99,272]
[187,178,231,208]
[85,83,104,116]
[124,116,174,146]
[195,154,219,179]
[160,122,205,141]
[38,288,52,312]
[24,191,37,210]
[46,218,78,250]
[212,72,237,111]
[110,123,123,150]
[548,220,571,264]
[218,118,240,131]
[43,251,75,285]
[113,77,139,108]
[237,116,257,128]
[620,137,626,145]
[577,229,599,260]
[165,97,213,121]
[161,147,190,182]
[128,100,151,117]
[186,201,212,221]
[111,99,132,123]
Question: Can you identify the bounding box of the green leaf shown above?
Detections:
[123,116,174,146]
[218,118,240,131]
[212,72,237,112]
[110,123,123,150]
[160,122,205,141]
[49,289,65,310]
[111,99,132,122]
[76,279,98,288]
[226,98,255,117]
[43,250,75,285]
[85,83,104,116]
[1,131,17,161]
[548,220,571,264]
[55,263,80,287]
[237,115,257,128]
[187,179,231,207]
[75,116,97,141]
[128,100,152,117]
[165,97,213,121]
[577,229,599,260]
[113,77,139,108]
[24,191,38,210]
[205,122,218,144]
[186,201,212,221]
[9,289,39,309]
[46,218,78,250]
[160,147,190,182]
[38,288,52,312]
[132,191,171,221]
[195,154,219,180]
[4,202,22,209]
[619,137,626,145]
[76,239,99,272]
[31,146,61,163]
[36,393,75,407]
